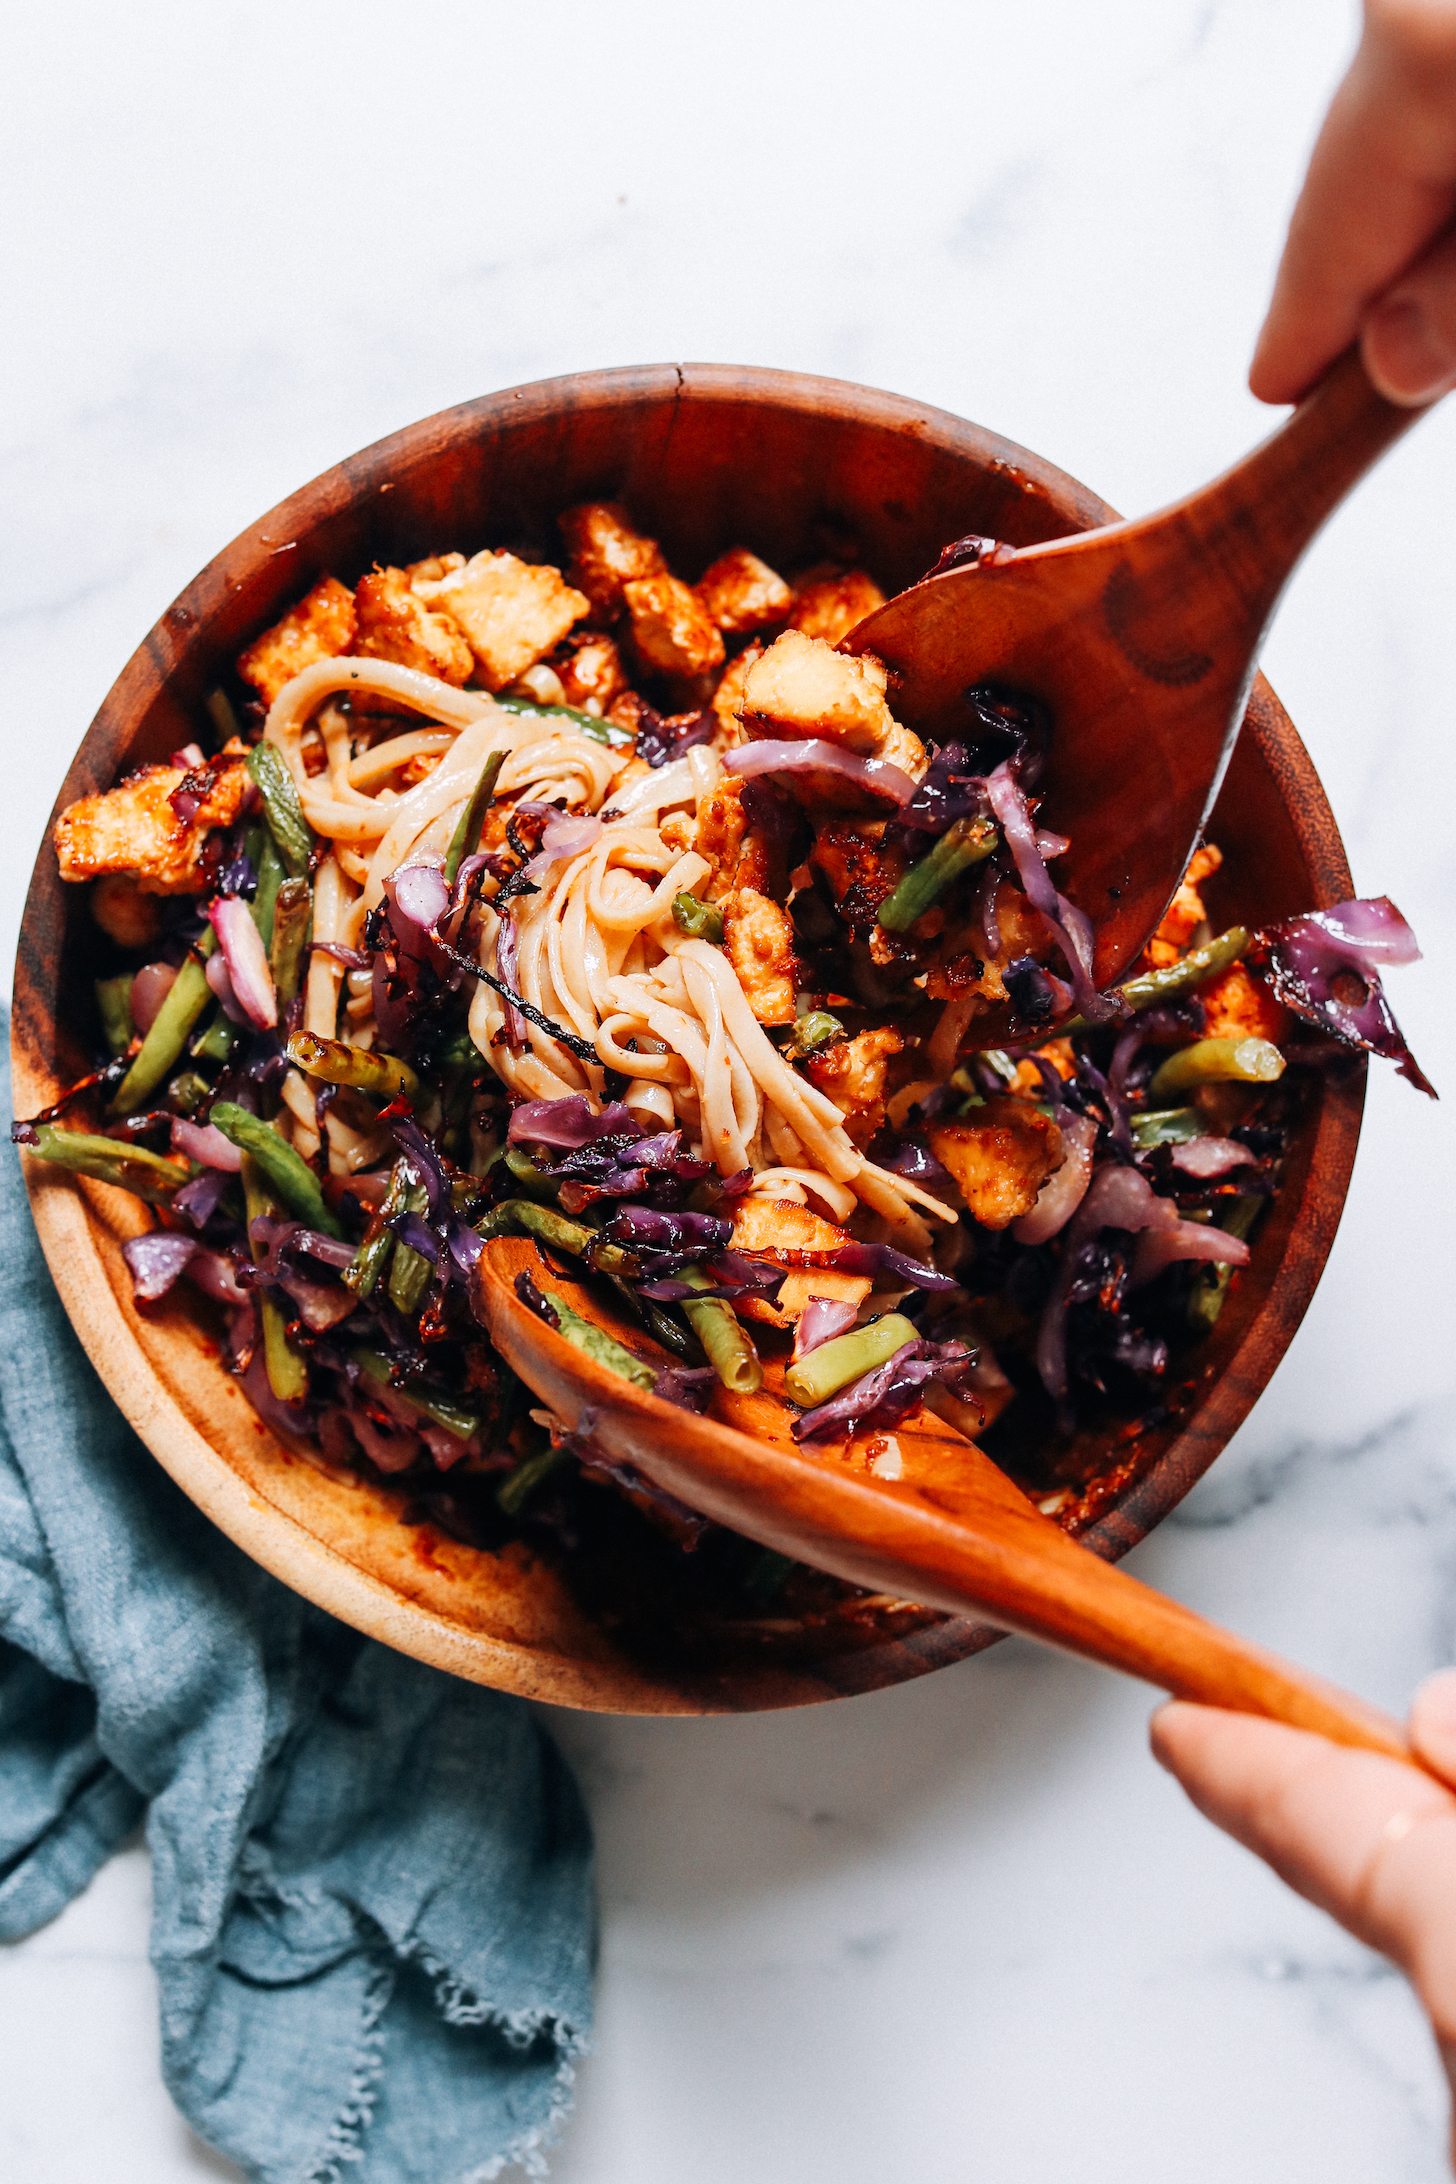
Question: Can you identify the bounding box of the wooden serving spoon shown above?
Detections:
[842,348,1437,995]
[475,1235,1414,1763]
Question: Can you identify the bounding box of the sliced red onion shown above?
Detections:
[206,950,248,1024]
[170,742,206,770]
[240,1345,313,1438]
[310,940,370,969]
[1167,1137,1258,1180]
[187,1249,251,1306]
[131,961,179,1036]
[248,1215,358,1276]
[508,1095,640,1148]
[393,862,451,933]
[207,896,277,1030]
[122,1231,199,1300]
[1248,896,1434,1097]
[1013,1110,1099,1245]
[793,1297,860,1360]
[723,740,917,807]
[524,812,602,885]
[495,908,527,1048]
[171,1116,243,1172]
[276,1269,357,1333]
[1036,1163,1251,1397]
[173,1168,230,1229]
[652,1365,718,1412]
[419,1420,472,1470]
[1130,1221,1251,1288]
[347,1403,423,1474]
[983,763,1120,1025]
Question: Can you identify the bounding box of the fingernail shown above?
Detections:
[1412,1669,1456,1777]
[1364,297,1456,406]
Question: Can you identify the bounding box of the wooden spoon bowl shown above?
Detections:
[10,364,1365,1713]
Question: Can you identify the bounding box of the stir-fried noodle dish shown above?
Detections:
[20,505,1434,1643]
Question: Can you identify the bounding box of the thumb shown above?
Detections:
[1361,224,1456,404]
[1409,1667,1456,1783]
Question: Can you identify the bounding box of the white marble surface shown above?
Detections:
[4,0,1456,2176]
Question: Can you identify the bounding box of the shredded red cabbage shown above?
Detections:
[792,1297,859,1359]
[508,1096,640,1149]
[723,740,917,807]
[792,1336,977,1441]
[983,763,1120,1026]
[1248,896,1435,1097]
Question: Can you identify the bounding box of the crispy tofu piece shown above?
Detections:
[353,565,474,685]
[808,822,904,931]
[787,567,886,647]
[90,875,163,948]
[696,547,792,634]
[741,1261,871,1330]
[623,573,726,679]
[694,778,751,900]
[710,640,763,739]
[741,630,894,754]
[722,887,797,1025]
[730,1195,848,1255]
[556,632,628,715]
[927,1099,1063,1230]
[1144,842,1223,968]
[1199,961,1291,1045]
[405,552,466,590]
[805,1027,907,1147]
[558,502,667,616]
[435,551,589,691]
[237,576,356,707]
[54,743,250,894]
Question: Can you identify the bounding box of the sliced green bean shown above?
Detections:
[386,1182,432,1313]
[542,1288,658,1392]
[782,1011,846,1061]
[353,1348,478,1440]
[286,1030,418,1104]
[1130,1106,1205,1148]
[111,936,217,1114]
[208,1101,345,1237]
[493,1197,634,1275]
[1056,926,1251,1040]
[240,1153,309,1405]
[1187,1195,1265,1333]
[250,834,286,950]
[671,893,724,944]
[496,1439,572,1516]
[269,878,312,1006]
[1150,1036,1284,1100]
[95,975,134,1057]
[18,1125,189,1207]
[679,1266,762,1394]
[245,743,313,877]
[344,1160,408,1296]
[444,748,506,885]
[191,1007,239,1065]
[494,693,633,748]
[167,1071,212,1116]
[206,688,243,745]
[784,1312,919,1409]
[503,1145,559,1201]
[876,814,998,933]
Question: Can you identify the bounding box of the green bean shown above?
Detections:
[386,1183,432,1313]
[876,815,998,933]
[496,1439,572,1516]
[240,1154,309,1405]
[1056,926,1251,1040]
[679,1266,762,1394]
[208,1101,346,1237]
[1186,1195,1265,1333]
[542,1288,658,1392]
[18,1124,189,1207]
[353,1348,478,1440]
[783,1312,919,1409]
[493,1198,635,1275]
[167,1071,212,1115]
[245,743,313,877]
[269,878,312,1006]
[190,1007,239,1065]
[110,936,216,1114]
[343,1160,408,1296]
[1130,1106,1205,1149]
[671,892,725,944]
[443,748,506,885]
[250,833,286,950]
[285,1031,418,1107]
[503,1145,560,1201]
[95,975,134,1057]
[782,1011,846,1061]
[1150,1036,1284,1100]
[494,693,633,749]
[206,688,243,744]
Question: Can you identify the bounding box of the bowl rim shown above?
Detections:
[10,361,1366,1712]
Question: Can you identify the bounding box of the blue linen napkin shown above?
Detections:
[0,1029,595,2183]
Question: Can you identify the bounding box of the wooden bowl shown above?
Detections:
[10,364,1365,1714]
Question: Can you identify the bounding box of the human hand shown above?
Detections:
[1152,1672,1456,2159]
[1252,0,1456,406]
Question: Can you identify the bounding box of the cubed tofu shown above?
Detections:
[710,640,763,740]
[722,887,797,1025]
[696,547,792,634]
[1144,842,1223,968]
[54,744,251,894]
[730,1195,848,1256]
[805,1027,907,1147]
[237,576,356,707]
[927,1098,1063,1230]
[741,1262,871,1331]
[1199,961,1291,1045]
[353,565,475,685]
[787,567,886,646]
[435,551,589,691]
[694,778,751,900]
[405,552,466,591]
[556,632,628,715]
[558,502,667,615]
[623,573,726,679]
[741,629,894,754]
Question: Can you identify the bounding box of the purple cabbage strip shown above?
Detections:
[982,763,1121,1025]
[792,1338,977,1441]
[1248,896,1435,1098]
[868,1133,956,1198]
[793,1297,859,1358]
[509,1095,641,1148]
[652,1366,718,1412]
[609,1205,732,1256]
[388,1117,450,1218]
[808,1240,960,1293]
[388,1209,441,1265]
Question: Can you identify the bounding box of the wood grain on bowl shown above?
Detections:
[11,364,1366,1713]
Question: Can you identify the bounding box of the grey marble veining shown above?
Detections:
[4,0,1455,2176]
